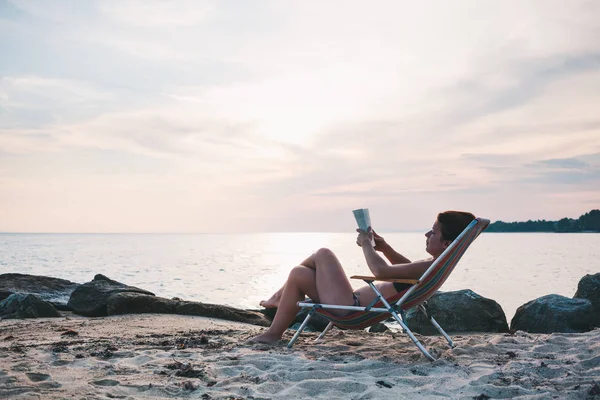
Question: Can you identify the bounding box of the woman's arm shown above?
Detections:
[358,228,431,279]
[362,244,432,279]
[361,230,412,264]
[375,237,412,264]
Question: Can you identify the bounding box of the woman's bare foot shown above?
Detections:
[259,298,279,308]
[247,332,282,345]
[259,292,281,308]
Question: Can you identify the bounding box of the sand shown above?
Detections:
[1,313,599,399]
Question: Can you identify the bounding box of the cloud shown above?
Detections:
[1,1,600,231]
[0,75,116,131]
[98,0,214,27]
[538,158,590,170]
[1,76,113,105]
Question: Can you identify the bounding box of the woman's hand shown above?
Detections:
[356,227,374,247]
[372,230,388,251]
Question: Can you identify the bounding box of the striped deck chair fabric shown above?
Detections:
[288,217,490,361]
[315,289,410,330]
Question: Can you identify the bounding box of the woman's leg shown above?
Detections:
[251,248,355,343]
[298,252,317,269]
[251,265,319,343]
[310,248,354,305]
[260,284,285,308]
[259,250,327,308]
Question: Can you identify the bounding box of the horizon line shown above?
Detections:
[0,230,426,235]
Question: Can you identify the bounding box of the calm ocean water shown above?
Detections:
[1,232,598,322]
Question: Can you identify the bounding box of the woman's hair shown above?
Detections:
[437,211,476,241]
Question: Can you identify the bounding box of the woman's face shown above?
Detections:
[425,220,450,257]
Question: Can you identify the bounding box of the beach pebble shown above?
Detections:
[25,372,50,382]
[376,380,394,388]
[91,379,121,386]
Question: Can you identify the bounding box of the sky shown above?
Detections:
[0,0,599,233]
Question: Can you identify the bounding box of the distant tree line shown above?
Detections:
[486,209,600,233]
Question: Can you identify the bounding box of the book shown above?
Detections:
[353,208,375,247]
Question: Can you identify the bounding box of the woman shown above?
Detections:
[249,211,475,344]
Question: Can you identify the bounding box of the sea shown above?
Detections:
[1,232,598,322]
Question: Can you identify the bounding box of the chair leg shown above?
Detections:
[363,282,435,361]
[418,304,454,348]
[287,308,315,348]
[430,316,454,348]
[389,310,435,362]
[316,322,334,341]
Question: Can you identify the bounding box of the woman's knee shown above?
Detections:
[315,247,336,259]
[288,265,313,281]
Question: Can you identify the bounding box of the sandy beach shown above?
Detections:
[1,314,599,399]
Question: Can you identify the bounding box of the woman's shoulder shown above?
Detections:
[414,257,434,263]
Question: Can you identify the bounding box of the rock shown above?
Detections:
[258,301,331,331]
[106,293,178,315]
[404,290,509,335]
[66,274,272,326]
[176,302,271,326]
[574,273,600,328]
[0,293,60,319]
[67,274,154,317]
[369,322,389,333]
[574,273,600,307]
[109,293,271,327]
[289,322,319,332]
[510,294,595,333]
[260,307,277,320]
[292,307,331,332]
[0,273,79,310]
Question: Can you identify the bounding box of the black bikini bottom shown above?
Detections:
[393,282,413,292]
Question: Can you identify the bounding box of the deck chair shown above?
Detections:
[287,217,490,361]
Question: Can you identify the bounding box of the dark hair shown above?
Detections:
[437,211,476,241]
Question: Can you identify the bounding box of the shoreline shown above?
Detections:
[1,314,599,399]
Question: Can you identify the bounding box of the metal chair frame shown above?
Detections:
[287,218,490,361]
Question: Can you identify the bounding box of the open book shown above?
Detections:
[353,208,375,247]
